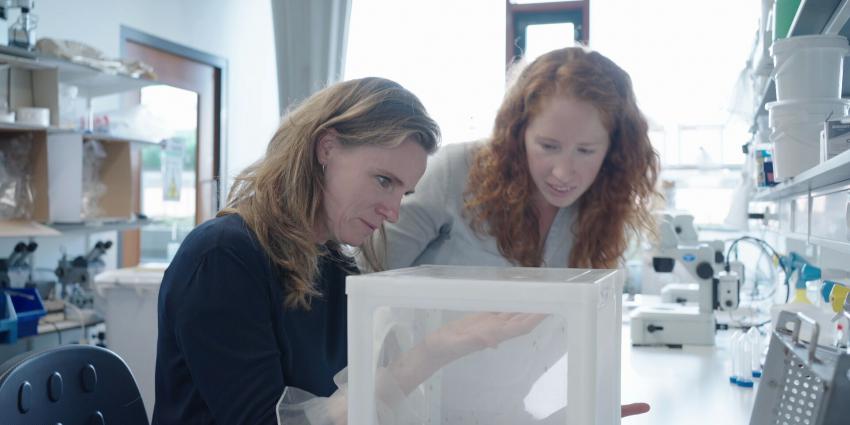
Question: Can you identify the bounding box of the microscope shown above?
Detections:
[55,240,112,309]
[657,214,727,304]
[630,217,740,346]
[0,241,37,288]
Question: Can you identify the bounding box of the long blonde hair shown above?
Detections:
[221,77,440,309]
[464,47,659,268]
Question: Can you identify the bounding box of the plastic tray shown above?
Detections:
[6,287,46,338]
[0,293,19,344]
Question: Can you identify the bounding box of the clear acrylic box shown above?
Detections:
[346,266,623,424]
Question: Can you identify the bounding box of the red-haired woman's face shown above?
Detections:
[523,97,609,212]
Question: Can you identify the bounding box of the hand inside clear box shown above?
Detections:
[279,311,650,423]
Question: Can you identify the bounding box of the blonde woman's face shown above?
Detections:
[317,136,428,246]
[524,97,610,213]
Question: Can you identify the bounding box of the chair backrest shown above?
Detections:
[0,344,149,425]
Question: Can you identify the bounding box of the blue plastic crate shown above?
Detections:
[0,293,18,344]
[6,288,45,338]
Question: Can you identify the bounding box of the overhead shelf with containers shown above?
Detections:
[0,47,168,237]
[747,0,850,253]
[749,0,850,186]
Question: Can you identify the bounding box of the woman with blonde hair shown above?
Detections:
[152,77,444,423]
[377,46,658,417]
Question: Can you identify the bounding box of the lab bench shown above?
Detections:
[623,325,757,425]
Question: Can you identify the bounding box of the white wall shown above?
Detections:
[36,0,282,183]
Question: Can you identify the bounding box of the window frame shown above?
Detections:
[506,0,590,66]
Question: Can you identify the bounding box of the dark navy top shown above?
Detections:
[152,213,355,424]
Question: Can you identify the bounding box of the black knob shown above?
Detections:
[81,364,97,393]
[18,381,31,413]
[647,325,664,333]
[696,262,714,279]
[48,372,63,402]
[88,411,105,425]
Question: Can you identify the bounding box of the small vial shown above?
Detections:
[729,330,743,384]
[747,327,763,378]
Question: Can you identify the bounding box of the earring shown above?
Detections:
[322,163,327,174]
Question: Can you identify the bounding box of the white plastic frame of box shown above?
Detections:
[346,265,624,425]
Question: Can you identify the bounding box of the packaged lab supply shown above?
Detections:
[820,119,850,162]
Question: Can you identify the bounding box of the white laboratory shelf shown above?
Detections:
[41,56,158,98]
[0,122,69,133]
[0,50,48,70]
[83,132,162,146]
[48,218,156,235]
[0,220,61,238]
[0,218,156,238]
[751,148,850,201]
[809,235,850,254]
[0,50,158,99]
[0,122,162,145]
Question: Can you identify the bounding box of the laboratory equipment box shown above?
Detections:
[346,266,623,425]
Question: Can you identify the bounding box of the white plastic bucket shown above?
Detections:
[770,129,820,180]
[766,98,850,127]
[766,99,850,179]
[771,35,849,100]
[93,266,165,422]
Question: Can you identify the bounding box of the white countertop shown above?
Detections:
[621,322,758,425]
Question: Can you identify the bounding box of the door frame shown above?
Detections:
[118,26,228,266]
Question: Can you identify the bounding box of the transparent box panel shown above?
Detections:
[348,266,623,425]
[372,307,569,424]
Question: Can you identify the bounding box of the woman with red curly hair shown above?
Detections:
[370,45,656,420]
[375,47,659,273]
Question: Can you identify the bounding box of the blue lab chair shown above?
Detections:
[0,344,149,425]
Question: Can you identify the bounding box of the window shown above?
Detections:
[589,0,758,227]
[507,1,588,64]
[346,0,505,144]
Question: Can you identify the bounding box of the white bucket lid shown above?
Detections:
[94,266,166,287]
[765,98,850,112]
[771,35,850,56]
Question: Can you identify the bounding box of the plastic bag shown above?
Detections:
[0,134,35,219]
[82,139,107,218]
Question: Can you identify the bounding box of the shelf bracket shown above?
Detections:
[824,0,850,34]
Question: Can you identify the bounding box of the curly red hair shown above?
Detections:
[464,47,659,268]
